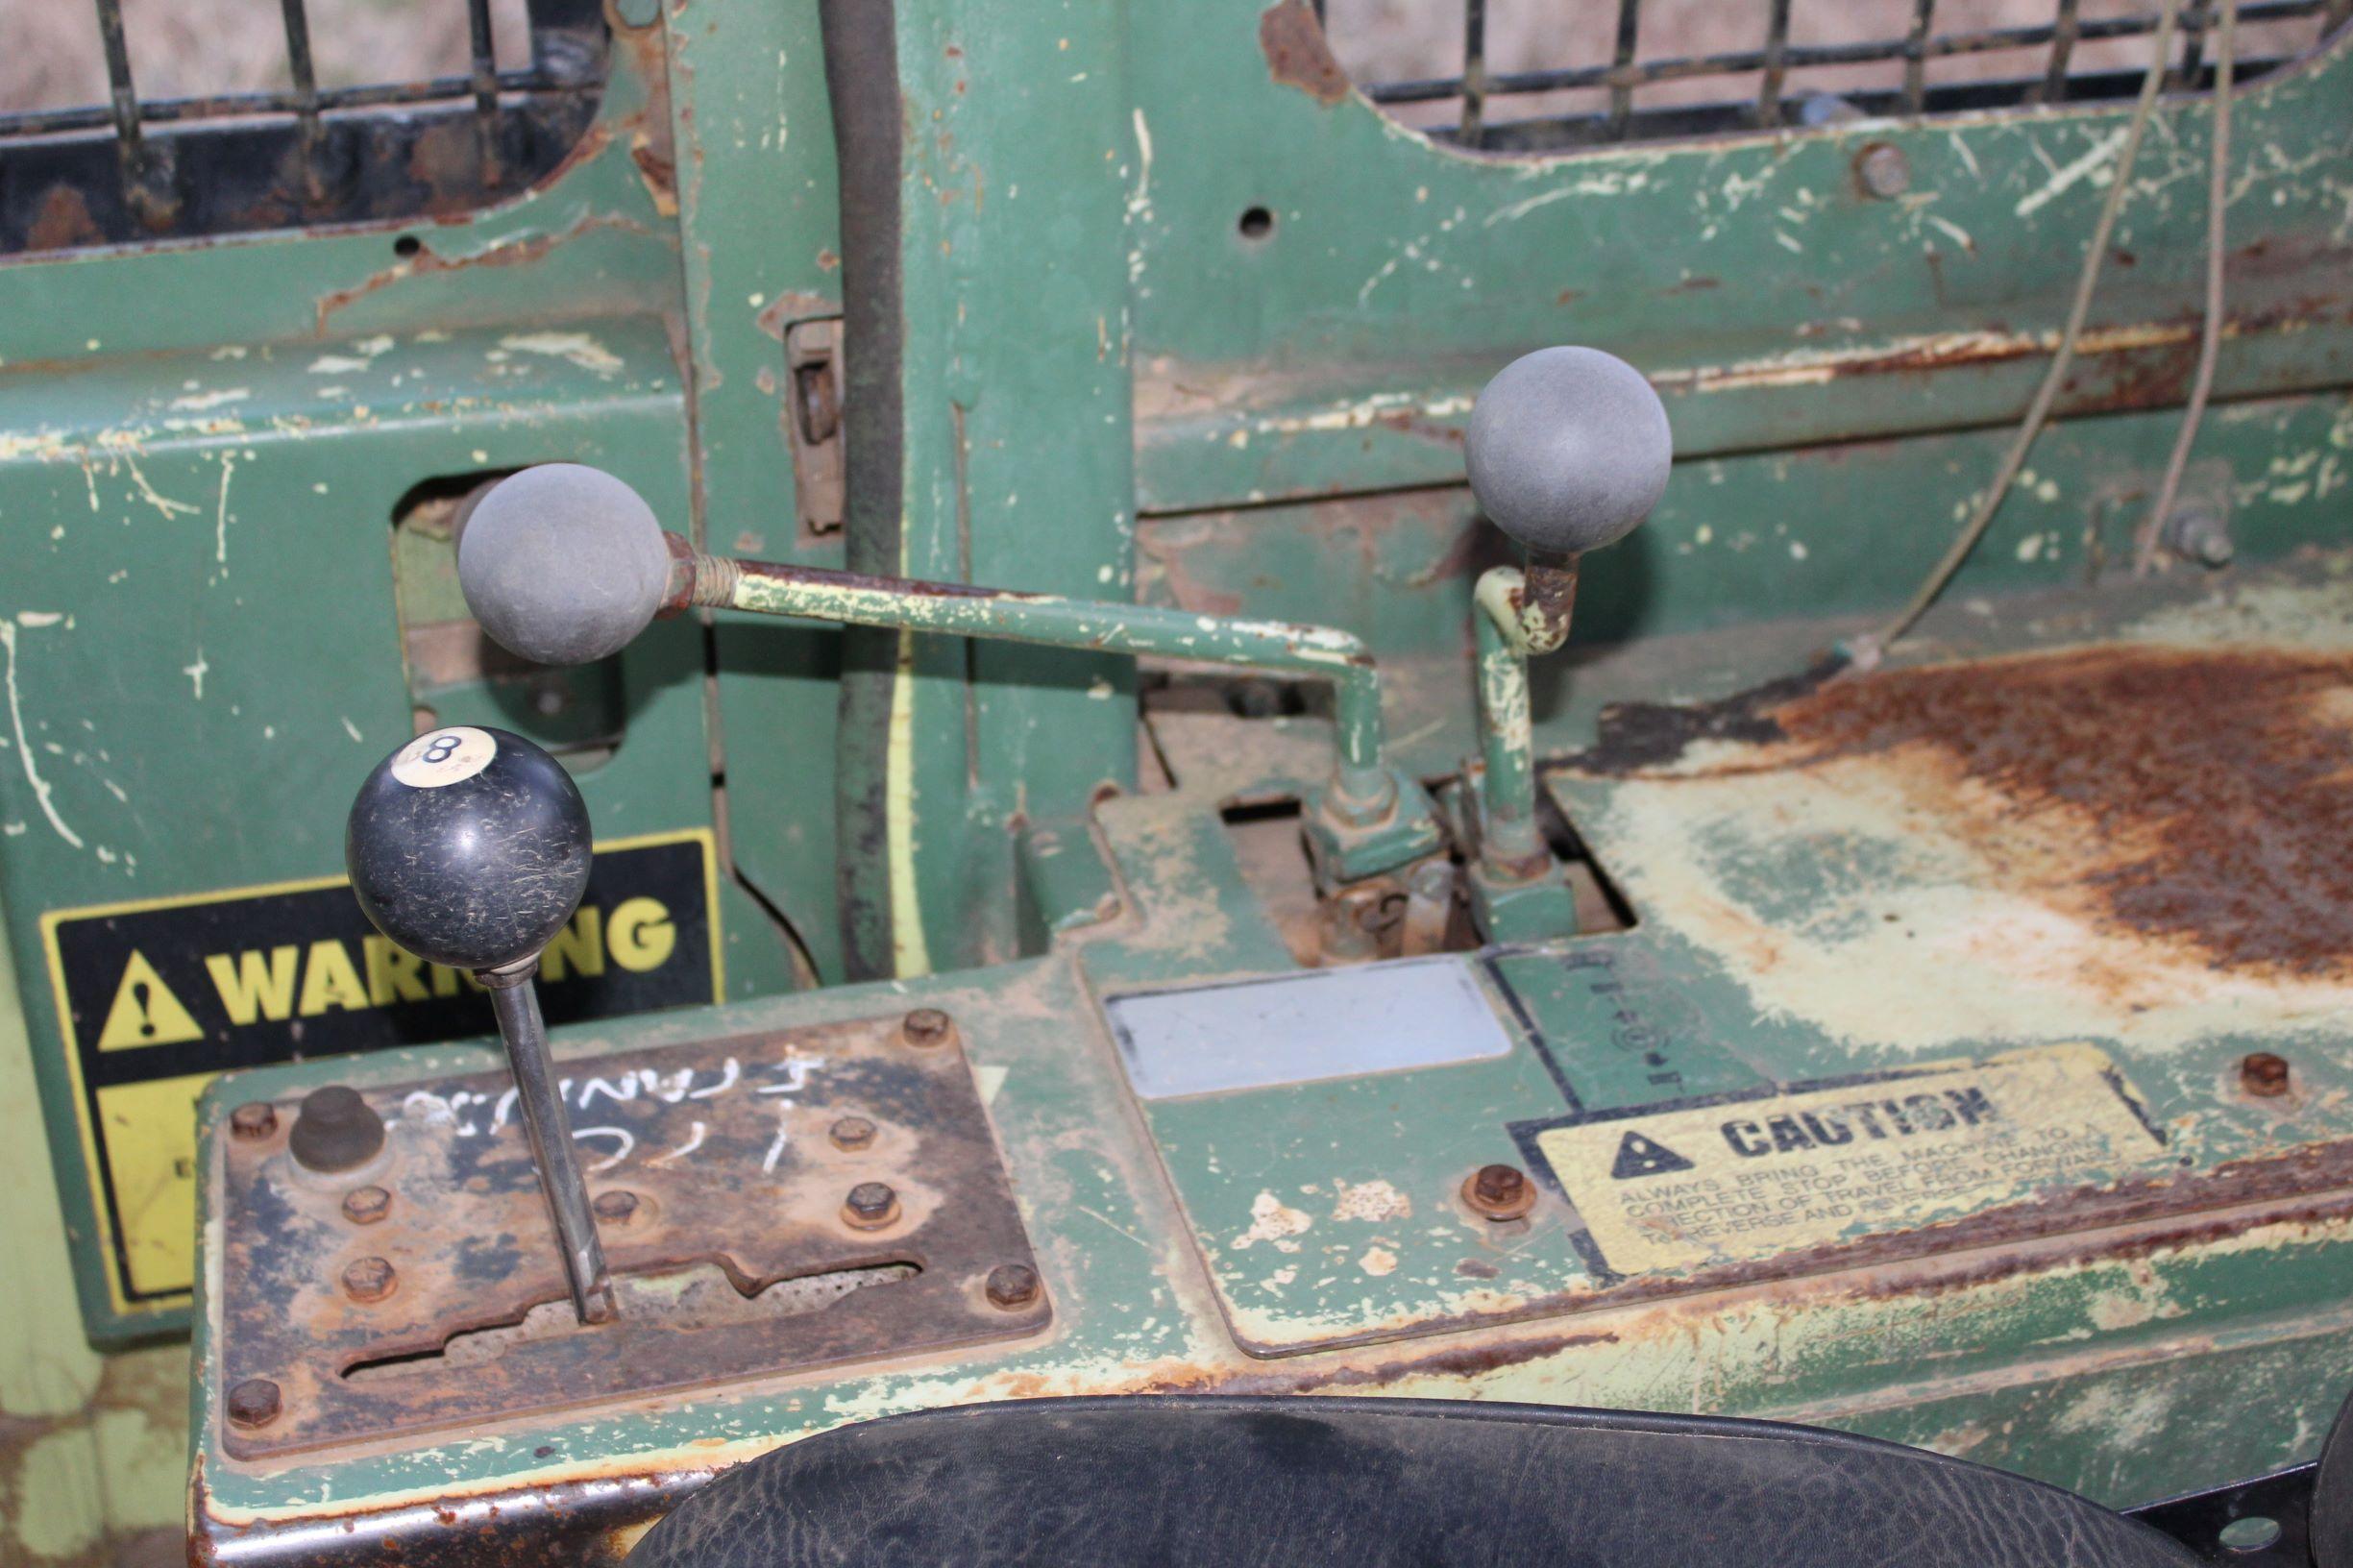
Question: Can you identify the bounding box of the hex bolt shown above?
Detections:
[985,1262,1042,1310]
[2164,509,2235,569]
[226,1378,282,1430]
[2241,1052,2292,1098]
[230,1102,279,1141]
[842,1181,901,1230]
[830,1115,878,1151]
[902,1008,956,1048]
[592,1189,641,1226]
[1856,142,1911,199]
[342,1186,391,1226]
[1461,1163,1537,1222]
[341,1256,397,1304]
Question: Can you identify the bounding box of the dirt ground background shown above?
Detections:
[0,1,2326,123]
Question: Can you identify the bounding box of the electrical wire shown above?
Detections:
[2133,0,2238,576]
[1868,0,2185,655]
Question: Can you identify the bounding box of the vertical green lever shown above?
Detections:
[1460,347,1673,939]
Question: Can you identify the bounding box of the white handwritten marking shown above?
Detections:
[403,1090,455,1126]
[650,1120,707,1165]
[580,1074,639,1107]
[755,1055,827,1094]
[687,1058,741,1099]
[761,1106,793,1175]
[573,1126,634,1172]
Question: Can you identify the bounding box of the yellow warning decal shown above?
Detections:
[1534,1044,2168,1277]
[97,949,204,1050]
[38,828,721,1319]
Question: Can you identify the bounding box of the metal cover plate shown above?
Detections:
[1106,958,1515,1099]
[217,1018,1046,1458]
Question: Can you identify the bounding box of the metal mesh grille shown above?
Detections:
[1320,0,2348,152]
[1,0,605,254]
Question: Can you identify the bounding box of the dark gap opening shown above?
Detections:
[340,1258,918,1382]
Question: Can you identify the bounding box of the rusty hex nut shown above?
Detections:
[842,1181,901,1230]
[593,1189,642,1226]
[230,1102,279,1141]
[985,1262,1042,1310]
[341,1256,397,1303]
[829,1115,877,1151]
[342,1186,391,1225]
[226,1378,282,1430]
[2241,1051,2292,1098]
[1461,1163,1537,1222]
[901,1008,955,1048]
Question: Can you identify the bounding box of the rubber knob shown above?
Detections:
[1464,346,1673,556]
[456,464,672,666]
[288,1085,385,1173]
[346,725,592,972]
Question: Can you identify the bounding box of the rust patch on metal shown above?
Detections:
[216,1018,1047,1458]
[24,184,104,252]
[311,209,644,332]
[1260,0,1351,105]
[1580,643,2353,981]
[753,291,843,342]
[1768,646,2353,977]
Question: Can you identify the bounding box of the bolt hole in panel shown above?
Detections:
[216,1017,1047,1458]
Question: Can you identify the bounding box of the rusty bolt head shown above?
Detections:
[226,1378,282,1430]
[901,1008,955,1047]
[1462,1163,1537,1221]
[2241,1052,2292,1098]
[230,1102,279,1141]
[830,1115,877,1151]
[985,1262,1042,1309]
[1856,142,1911,199]
[341,1256,397,1303]
[843,1181,900,1230]
[342,1186,391,1225]
[593,1189,641,1226]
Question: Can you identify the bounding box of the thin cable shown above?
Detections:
[2133,0,2237,575]
[1869,0,2184,654]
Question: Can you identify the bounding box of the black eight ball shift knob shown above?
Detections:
[346,725,592,973]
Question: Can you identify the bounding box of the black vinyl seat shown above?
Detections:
[630,1395,2202,1567]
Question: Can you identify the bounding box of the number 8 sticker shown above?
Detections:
[390,726,499,789]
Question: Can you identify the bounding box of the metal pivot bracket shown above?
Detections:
[213,1012,1047,1459]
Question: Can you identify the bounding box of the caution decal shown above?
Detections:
[40,830,720,1310]
[1531,1044,2168,1278]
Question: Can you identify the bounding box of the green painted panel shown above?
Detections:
[1123,6,2353,510]
[0,318,729,1338]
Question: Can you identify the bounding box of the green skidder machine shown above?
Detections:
[4,0,2353,1560]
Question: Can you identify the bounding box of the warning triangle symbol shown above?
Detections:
[97,949,204,1051]
[1609,1130,1695,1180]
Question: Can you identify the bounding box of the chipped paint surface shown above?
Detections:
[1566,601,2353,1056]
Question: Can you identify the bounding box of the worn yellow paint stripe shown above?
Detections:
[885,629,931,978]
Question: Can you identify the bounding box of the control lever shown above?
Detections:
[1460,346,1672,939]
[346,725,616,1325]
[452,464,1443,891]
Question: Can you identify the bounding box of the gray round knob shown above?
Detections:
[456,464,672,666]
[1464,347,1672,557]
